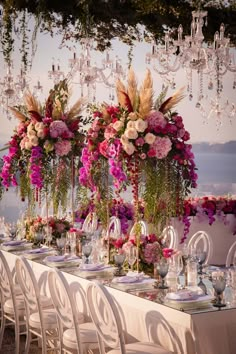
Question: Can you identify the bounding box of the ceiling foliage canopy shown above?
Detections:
[0,0,236,71]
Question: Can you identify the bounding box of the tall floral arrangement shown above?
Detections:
[0,80,90,214]
[79,69,198,232]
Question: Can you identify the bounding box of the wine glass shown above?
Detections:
[127,246,137,271]
[212,273,226,308]
[44,225,52,246]
[82,242,93,264]
[56,235,66,255]
[157,258,169,289]
[35,231,44,247]
[8,222,17,240]
[114,253,126,276]
[69,232,77,257]
[196,249,207,275]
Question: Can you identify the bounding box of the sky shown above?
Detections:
[0,19,236,147]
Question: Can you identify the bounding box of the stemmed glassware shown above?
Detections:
[7,222,17,240]
[196,249,207,275]
[156,258,169,289]
[114,253,126,276]
[56,234,67,255]
[44,225,53,246]
[127,246,137,271]
[212,273,226,308]
[82,242,93,264]
[35,231,44,247]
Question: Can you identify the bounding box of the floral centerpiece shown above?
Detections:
[79,69,198,232]
[25,215,71,241]
[0,80,90,215]
[182,195,236,242]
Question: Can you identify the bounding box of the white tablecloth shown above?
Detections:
[3,250,236,354]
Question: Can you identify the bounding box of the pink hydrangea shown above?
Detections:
[143,242,162,264]
[55,140,72,156]
[147,111,167,130]
[151,136,172,159]
[50,120,69,138]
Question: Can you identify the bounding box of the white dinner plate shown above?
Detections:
[111,277,155,291]
[1,240,33,252]
[164,294,214,311]
[22,247,56,260]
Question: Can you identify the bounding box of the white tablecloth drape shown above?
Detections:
[3,250,236,354]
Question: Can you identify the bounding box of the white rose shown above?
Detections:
[124,128,138,140]
[121,134,129,145]
[35,122,44,131]
[127,120,135,129]
[27,129,36,137]
[25,141,33,150]
[29,135,39,146]
[113,120,124,131]
[37,129,45,139]
[144,133,156,145]
[135,118,148,133]
[123,142,135,155]
[27,122,34,131]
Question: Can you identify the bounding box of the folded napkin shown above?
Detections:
[114,272,148,284]
[165,289,202,301]
[2,239,27,247]
[45,255,79,263]
[25,248,50,254]
[79,263,105,271]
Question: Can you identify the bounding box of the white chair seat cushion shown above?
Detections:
[4,295,25,316]
[40,295,52,308]
[107,342,173,354]
[63,322,98,349]
[29,309,57,329]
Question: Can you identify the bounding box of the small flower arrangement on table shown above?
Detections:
[111,232,175,274]
[25,215,71,242]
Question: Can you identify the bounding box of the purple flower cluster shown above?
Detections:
[1,143,19,188]
[29,146,43,189]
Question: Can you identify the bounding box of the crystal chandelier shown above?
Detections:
[0,62,43,120]
[146,10,236,126]
[48,38,125,102]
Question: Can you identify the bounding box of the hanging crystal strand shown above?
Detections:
[188,68,193,101]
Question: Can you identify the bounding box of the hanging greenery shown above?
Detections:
[0,0,236,69]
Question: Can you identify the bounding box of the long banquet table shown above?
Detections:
[2,250,236,354]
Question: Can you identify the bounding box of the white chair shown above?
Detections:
[226,240,236,267]
[82,212,98,234]
[187,231,213,265]
[86,281,174,354]
[0,251,26,353]
[48,268,99,354]
[108,216,122,239]
[129,220,148,237]
[15,257,59,354]
[161,226,178,249]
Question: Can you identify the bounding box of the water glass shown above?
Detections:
[82,242,93,264]
[127,246,137,271]
[114,253,126,276]
[56,235,66,255]
[156,258,169,289]
[212,273,226,308]
[196,249,207,274]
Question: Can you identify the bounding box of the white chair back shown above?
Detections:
[86,281,126,354]
[15,257,39,314]
[226,240,236,267]
[82,212,98,233]
[48,269,83,354]
[161,225,178,249]
[0,251,13,300]
[129,220,148,237]
[108,216,121,239]
[187,231,213,264]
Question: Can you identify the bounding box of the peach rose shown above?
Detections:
[144,132,156,145]
[124,128,138,140]
[135,118,148,133]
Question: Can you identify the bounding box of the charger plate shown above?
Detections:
[164,294,213,311]
[1,240,33,252]
[22,248,56,260]
[111,277,155,291]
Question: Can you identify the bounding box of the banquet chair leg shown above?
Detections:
[0,316,6,349]
[24,330,31,354]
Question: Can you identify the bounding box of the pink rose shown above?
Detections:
[99,140,109,158]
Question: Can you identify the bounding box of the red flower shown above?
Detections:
[99,140,109,158]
